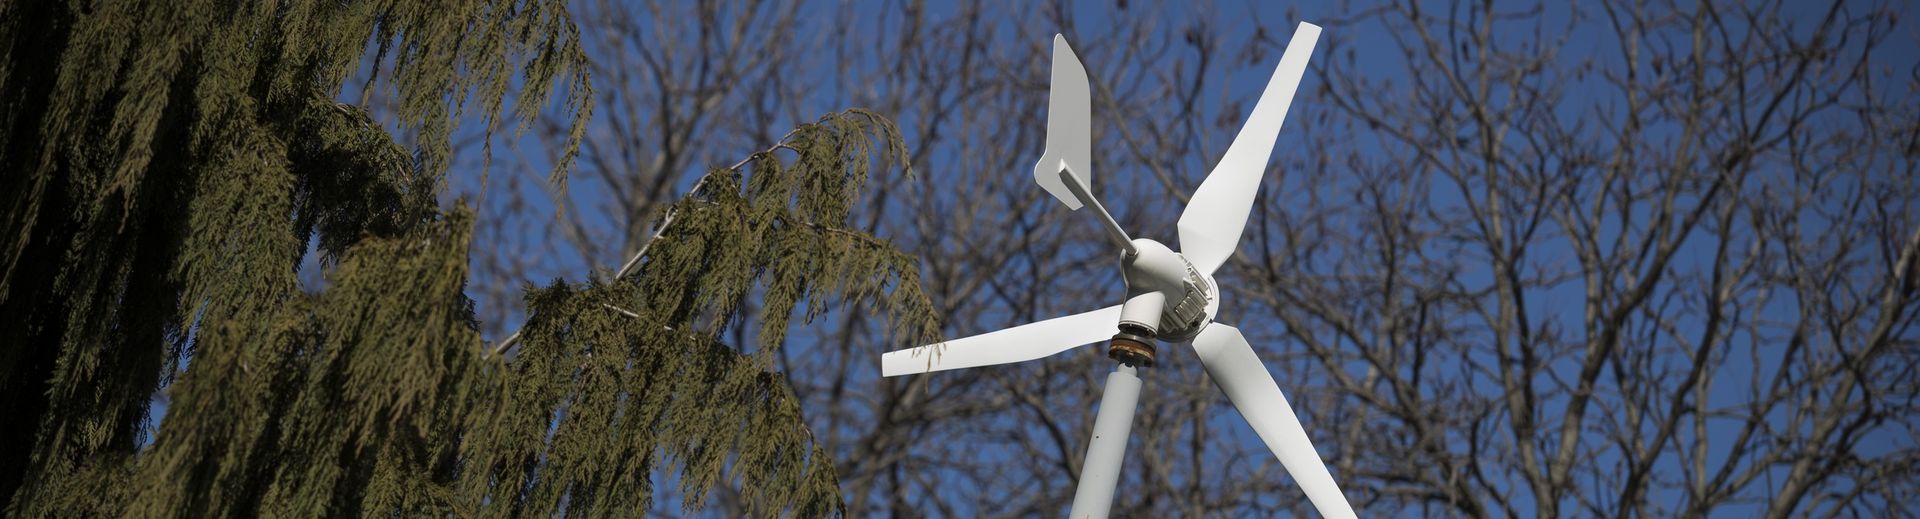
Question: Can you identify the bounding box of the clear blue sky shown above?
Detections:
[445,1,1916,516]
[144,0,1919,516]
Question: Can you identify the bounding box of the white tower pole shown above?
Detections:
[1066,362,1143,519]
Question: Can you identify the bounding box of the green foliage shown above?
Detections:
[0,1,935,517]
[473,110,940,517]
[0,0,589,511]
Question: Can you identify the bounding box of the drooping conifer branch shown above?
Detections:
[490,125,805,355]
[0,0,591,513]
[1,0,940,514]
[471,110,940,516]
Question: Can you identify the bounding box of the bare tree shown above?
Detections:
[456,0,1918,516]
[1279,0,1920,516]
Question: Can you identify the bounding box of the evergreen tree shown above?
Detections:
[0,1,935,515]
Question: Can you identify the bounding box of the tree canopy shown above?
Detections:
[0,1,934,516]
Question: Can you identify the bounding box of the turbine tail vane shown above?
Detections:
[1034,34,1095,210]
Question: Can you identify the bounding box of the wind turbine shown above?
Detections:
[880,22,1351,519]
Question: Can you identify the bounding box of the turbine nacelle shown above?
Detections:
[1115,239,1217,348]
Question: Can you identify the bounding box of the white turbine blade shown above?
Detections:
[1191,323,1355,519]
[1176,22,1320,276]
[881,305,1122,377]
[1033,34,1094,211]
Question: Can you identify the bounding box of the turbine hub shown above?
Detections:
[1117,239,1219,343]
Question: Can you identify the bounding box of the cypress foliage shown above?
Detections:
[0,1,934,516]
[468,110,940,517]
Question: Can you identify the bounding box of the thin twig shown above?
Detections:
[488,127,804,356]
[600,302,642,319]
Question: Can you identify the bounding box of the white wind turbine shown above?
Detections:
[879,22,1351,519]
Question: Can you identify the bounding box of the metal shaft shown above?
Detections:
[1058,170,1138,257]
[1067,363,1143,519]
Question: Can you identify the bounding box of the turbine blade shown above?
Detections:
[1033,34,1094,211]
[881,305,1123,377]
[1191,323,1355,519]
[1176,22,1320,276]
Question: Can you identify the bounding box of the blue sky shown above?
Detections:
[439,1,1917,516]
[138,0,1918,516]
